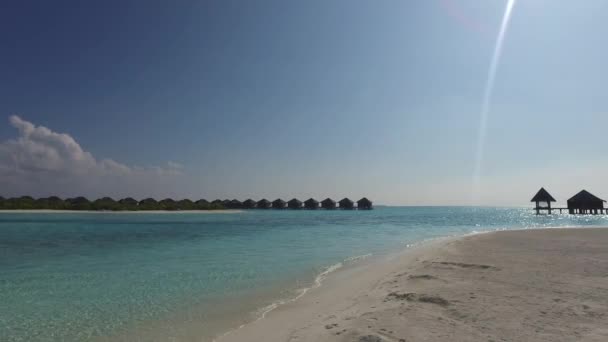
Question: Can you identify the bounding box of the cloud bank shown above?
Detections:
[0,115,184,199]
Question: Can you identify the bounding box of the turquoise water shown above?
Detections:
[1,207,608,341]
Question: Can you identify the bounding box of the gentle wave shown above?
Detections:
[213,252,373,341]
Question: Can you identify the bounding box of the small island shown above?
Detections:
[0,196,373,211]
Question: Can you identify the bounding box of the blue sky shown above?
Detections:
[1,0,607,205]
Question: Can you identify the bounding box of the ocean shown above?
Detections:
[1,207,607,341]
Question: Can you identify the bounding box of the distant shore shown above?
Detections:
[218,228,608,342]
[0,209,243,214]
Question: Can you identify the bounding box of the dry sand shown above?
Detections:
[218,228,608,342]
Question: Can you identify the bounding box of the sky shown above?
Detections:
[1,0,608,206]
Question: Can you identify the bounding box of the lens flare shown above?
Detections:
[472,0,516,203]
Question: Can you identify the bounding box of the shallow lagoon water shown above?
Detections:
[1,207,607,341]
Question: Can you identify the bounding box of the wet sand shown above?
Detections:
[218,228,608,342]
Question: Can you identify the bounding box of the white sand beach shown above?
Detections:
[218,228,608,342]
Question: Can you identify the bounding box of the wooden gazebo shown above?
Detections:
[531,187,556,215]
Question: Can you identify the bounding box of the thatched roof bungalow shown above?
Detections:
[304,198,319,210]
[272,199,287,209]
[257,199,271,209]
[321,198,336,210]
[243,199,257,209]
[177,199,195,210]
[195,199,209,206]
[119,197,139,210]
[119,197,138,205]
[357,197,373,210]
[567,190,606,214]
[138,197,158,206]
[93,197,119,211]
[159,198,178,210]
[229,199,243,209]
[339,198,354,210]
[288,198,302,209]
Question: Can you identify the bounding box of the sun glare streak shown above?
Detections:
[472,0,516,204]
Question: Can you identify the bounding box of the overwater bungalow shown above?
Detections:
[93,197,119,211]
[288,198,303,209]
[567,190,606,215]
[531,188,556,215]
[357,197,373,210]
[138,198,157,207]
[119,197,138,210]
[339,198,354,210]
[195,199,209,206]
[177,199,195,210]
[321,198,336,210]
[242,199,257,209]
[257,199,271,209]
[272,199,287,209]
[229,199,243,209]
[304,198,319,209]
[119,197,138,206]
[159,198,178,210]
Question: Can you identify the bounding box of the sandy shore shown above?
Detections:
[0,209,243,214]
[218,228,608,342]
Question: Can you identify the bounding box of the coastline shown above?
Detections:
[0,209,243,214]
[217,227,608,342]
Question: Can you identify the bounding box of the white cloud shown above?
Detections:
[0,115,184,198]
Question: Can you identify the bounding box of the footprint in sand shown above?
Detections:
[432,261,498,270]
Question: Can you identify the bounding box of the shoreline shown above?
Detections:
[217,227,608,342]
[0,209,243,214]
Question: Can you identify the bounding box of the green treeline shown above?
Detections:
[0,196,229,211]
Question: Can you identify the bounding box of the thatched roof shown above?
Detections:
[339,198,354,205]
[288,198,302,205]
[304,198,318,205]
[530,188,556,202]
[357,197,372,205]
[243,199,257,208]
[321,198,335,205]
[119,197,138,205]
[567,190,606,203]
[195,199,209,204]
[257,199,271,205]
[139,198,157,205]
